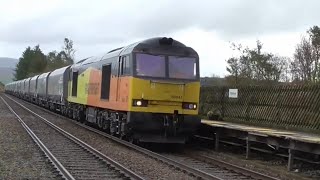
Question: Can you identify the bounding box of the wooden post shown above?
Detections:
[288,149,294,171]
[215,130,220,151]
[221,87,225,118]
[246,136,250,159]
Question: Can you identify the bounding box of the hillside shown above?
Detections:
[0,81,4,92]
[0,57,18,68]
[0,57,18,84]
[0,67,15,84]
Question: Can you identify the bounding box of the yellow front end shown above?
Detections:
[129,77,200,114]
[128,77,201,143]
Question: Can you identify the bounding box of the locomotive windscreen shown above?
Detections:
[168,56,196,79]
[135,53,197,79]
[136,54,166,77]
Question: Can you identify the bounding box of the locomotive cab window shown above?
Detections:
[125,56,130,74]
[135,54,166,77]
[119,57,125,76]
[168,56,197,79]
[119,56,130,76]
[134,53,198,79]
[120,57,124,75]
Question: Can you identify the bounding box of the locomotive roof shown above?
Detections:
[75,37,189,66]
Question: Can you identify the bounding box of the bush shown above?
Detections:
[207,108,223,121]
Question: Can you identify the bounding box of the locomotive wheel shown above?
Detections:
[75,109,80,122]
[120,132,127,140]
[68,107,73,119]
[79,114,85,123]
[97,113,102,129]
[102,117,110,133]
[129,136,139,145]
[110,113,116,136]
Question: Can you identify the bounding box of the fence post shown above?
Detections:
[246,90,253,122]
[221,87,225,118]
[275,86,281,124]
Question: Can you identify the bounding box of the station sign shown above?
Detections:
[229,89,238,98]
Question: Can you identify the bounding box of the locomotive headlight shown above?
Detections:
[182,102,197,110]
[133,99,148,107]
[136,100,142,106]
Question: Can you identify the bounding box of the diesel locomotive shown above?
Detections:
[5,37,201,143]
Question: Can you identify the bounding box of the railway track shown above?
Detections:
[160,151,278,180]
[5,94,279,180]
[1,95,143,180]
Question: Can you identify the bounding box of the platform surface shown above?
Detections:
[201,119,320,144]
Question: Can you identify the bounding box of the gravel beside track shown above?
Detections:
[161,152,276,180]
[0,94,58,179]
[7,95,196,180]
[193,138,313,180]
[3,95,140,180]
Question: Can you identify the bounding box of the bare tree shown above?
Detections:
[226,40,291,85]
[308,26,320,82]
[292,36,314,83]
[61,38,76,65]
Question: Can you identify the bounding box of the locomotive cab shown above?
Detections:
[127,38,201,143]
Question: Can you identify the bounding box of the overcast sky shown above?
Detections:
[0,0,319,77]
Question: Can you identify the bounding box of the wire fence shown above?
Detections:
[200,85,320,132]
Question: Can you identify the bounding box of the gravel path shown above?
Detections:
[8,95,196,180]
[0,94,59,179]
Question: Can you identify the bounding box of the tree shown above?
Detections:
[271,56,290,82]
[14,47,31,80]
[14,45,47,80]
[61,38,75,65]
[226,57,240,84]
[14,38,76,80]
[226,40,291,85]
[291,37,313,82]
[45,38,76,72]
[290,26,320,84]
[308,26,320,81]
[45,38,75,71]
[45,50,68,71]
[30,45,47,76]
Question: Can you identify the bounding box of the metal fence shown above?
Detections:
[200,85,320,132]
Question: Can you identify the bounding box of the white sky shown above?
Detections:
[0,0,318,77]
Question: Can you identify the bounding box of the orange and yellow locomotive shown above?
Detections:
[5,37,201,143]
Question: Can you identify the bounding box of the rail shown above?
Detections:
[4,94,279,180]
[3,95,144,180]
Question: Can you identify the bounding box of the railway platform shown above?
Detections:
[199,119,320,171]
